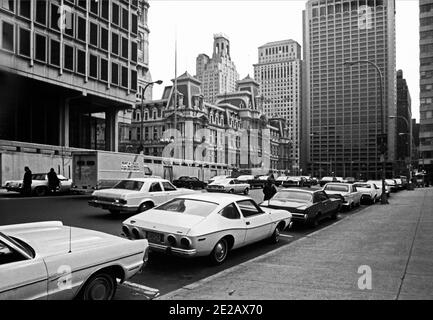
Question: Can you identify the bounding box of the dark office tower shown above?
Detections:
[419,0,433,181]
[303,0,397,180]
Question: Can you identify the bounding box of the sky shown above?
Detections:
[148,0,420,121]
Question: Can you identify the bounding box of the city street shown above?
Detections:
[0,188,366,300]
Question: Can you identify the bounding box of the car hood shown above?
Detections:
[262,199,310,210]
[124,210,206,235]
[1,221,126,257]
[3,180,22,184]
[324,190,349,196]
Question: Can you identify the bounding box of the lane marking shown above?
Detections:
[122,281,160,299]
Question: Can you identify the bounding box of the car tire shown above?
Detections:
[310,213,321,228]
[137,202,153,213]
[34,186,47,197]
[79,272,117,300]
[269,224,282,244]
[229,189,234,194]
[243,188,249,195]
[209,238,229,265]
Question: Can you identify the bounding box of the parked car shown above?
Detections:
[343,177,356,184]
[367,180,390,198]
[88,178,197,214]
[319,176,339,187]
[260,188,341,227]
[275,176,288,186]
[172,176,207,189]
[353,182,382,204]
[385,179,398,192]
[398,176,408,189]
[2,173,72,196]
[207,175,230,185]
[282,176,311,188]
[236,175,264,189]
[122,194,292,264]
[322,183,361,210]
[394,178,403,190]
[0,221,149,300]
[206,178,250,195]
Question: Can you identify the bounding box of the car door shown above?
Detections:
[162,181,179,199]
[316,191,333,216]
[148,182,167,205]
[351,185,360,203]
[0,237,48,300]
[236,200,273,244]
[219,203,247,248]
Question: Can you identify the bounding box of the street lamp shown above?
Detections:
[139,80,163,154]
[344,60,388,204]
[389,115,413,189]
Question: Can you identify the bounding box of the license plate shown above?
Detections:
[147,231,163,243]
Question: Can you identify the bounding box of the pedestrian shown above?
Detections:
[22,166,32,196]
[263,180,277,201]
[47,168,60,194]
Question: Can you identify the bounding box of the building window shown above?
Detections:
[50,39,60,66]
[111,32,119,55]
[100,58,108,82]
[34,33,46,62]
[1,0,14,12]
[121,66,129,88]
[76,49,85,75]
[19,0,31,19]
[1,21,14,52]
[131,70,137,91]
[77,16,86,42]
[101,0,109,20]
[64,44,74,71]
[112,3,120,26]
[89,54,98,79]
[50,3,60,31]
[131,42,137,62]
[78,0,86,10]
[64,12,74,37]
[131,13,138,35]
[90,0,98,15]
[35,0,47,25]
[121,37,128,59]
[100,27,108,51]
[90,22,98,47]
[122,8,129,31]
[18,27,30,57]
[111,62,119,85]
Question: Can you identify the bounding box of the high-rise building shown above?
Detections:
[196,34,239,104]
[0,0,142,151]
[303,0,397,180]
[395,70,412,175]
[254,39,302,173]
[419,0,433,182]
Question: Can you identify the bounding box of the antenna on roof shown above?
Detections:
[68,225,72,253]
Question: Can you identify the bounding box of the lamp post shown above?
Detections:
[389,115,413,189]
[139,80,163,154]
[344,60,388,204]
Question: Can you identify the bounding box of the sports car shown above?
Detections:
[122,194,292,265]
[0,221,149,300]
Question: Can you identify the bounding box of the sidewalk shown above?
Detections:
[159,188,433,300]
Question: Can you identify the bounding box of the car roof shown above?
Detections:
[119,178,169,183]
[279,188,316,194]
[175,193,253,206]
[325,182,351,186]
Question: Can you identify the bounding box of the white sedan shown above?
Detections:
[2,173,73,196]
[122,194,292,265]
[353,182,382,204]
[88,178,197,214]
[0,221,149,300]
[206,178,250,195]
[323,182,362,210]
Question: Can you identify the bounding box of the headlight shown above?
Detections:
[122,225,131,238]
[167,235,177,247]
[115,199,127,204]
[180,237,192,249]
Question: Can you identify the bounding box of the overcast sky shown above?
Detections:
[148,0,420,121]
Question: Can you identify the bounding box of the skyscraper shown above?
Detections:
[419,0,433,182]
[396,70,412,175]
[303,0,397,180]
[196,34,239,104]
[254,40,302,173]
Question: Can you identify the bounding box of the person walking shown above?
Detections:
[263,180,277,201]
[47,168,60,194]
[22,167,32,196]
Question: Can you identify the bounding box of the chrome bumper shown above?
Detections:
[88,200,138,212]
[149,243,197,257]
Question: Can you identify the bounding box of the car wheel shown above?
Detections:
[331,210,338,220]
[310,213,321,228]
[243,188,249,195]
[138,202,153,213]
[229,189,234,194]
[79,272,117,300]
[108,209,120,215]
[34,187,47,197]
[269,224,282,244]
[209,238,229,265]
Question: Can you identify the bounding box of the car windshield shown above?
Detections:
[212,179,231,185]
[0,232,34,258]
[273,190,313,202]
[32,174,46,180]
[354,183,370,188]
[155,199,218,217]
[325,184,349,192]
[113,180,144,191]
[237,176,254,180]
